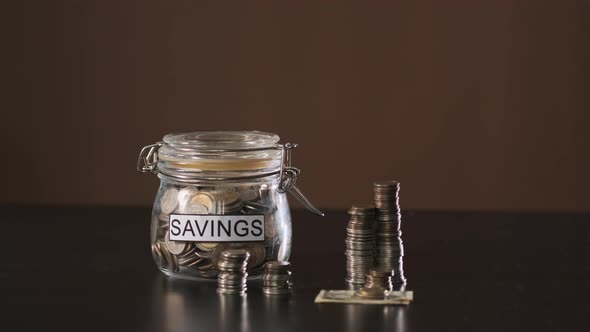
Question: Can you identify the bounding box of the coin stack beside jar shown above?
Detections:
[373,181,407,291]
[345,205,377,288]
[354,268,394,300]
[262,261,293,295]
[216,249,250,296]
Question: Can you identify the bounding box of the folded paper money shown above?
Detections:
[314,290,413,305]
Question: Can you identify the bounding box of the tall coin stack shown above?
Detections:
[216,249,250,296]
[373,181,407,290]
[262,261,293,295]
[345,205,376,288]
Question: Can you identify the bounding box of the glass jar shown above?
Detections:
[137,131,322,280]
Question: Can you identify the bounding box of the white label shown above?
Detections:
[169,214,265,242]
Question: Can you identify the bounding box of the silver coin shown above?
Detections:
[150,214,160,243]
[264,216,277,238]
[185,201,208,214]
[243,243,266,269]
[221,249,250,260]
[238,188,259,202]
[190,192,215,212]
[178,255,203,267]
[160,188,179,215]
[354,287,386,300]
[158,241,179,272]
[212,244,245,266]
[177,187,199,212]
[242,201,269,213]
[164,233,189,255]
[348,205,376,215]
[217,288,247,295]
[151,242,163,266]
[196,242,219,251]
[262,287,291,295]
[215,190,243,214]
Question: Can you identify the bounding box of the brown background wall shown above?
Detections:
[1,1,589,212]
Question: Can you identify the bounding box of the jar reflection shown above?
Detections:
[151,275,218,332]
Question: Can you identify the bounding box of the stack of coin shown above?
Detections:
[262,261,292,295]
[216,249,250,296]
[364,268,393,291]
[354,268,393,300]
[345,205,376,288]
[373,181,407,290]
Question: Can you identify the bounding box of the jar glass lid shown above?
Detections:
[163,131,280,150]
[156,131,283,179]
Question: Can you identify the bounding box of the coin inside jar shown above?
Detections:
[215,190,243,214]
[243,243,266,269]
[160,188,179,214]
[177,187,199,211]
[156,241,179,272]
[196,242,219,251]
[164,233,190,255]
[151,243,164,266]
[238,188,259,202]
[264,216,277,238]
[184,201,208,214]
[190,192,215,212]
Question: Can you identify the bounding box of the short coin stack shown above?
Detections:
[216,249,250,296]
[262,261,293,295]
[354,268,394,300]
[373,181,407,291]
[345,205,376,288]
[364,268,393,291]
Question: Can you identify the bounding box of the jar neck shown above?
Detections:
[157,171,281,186]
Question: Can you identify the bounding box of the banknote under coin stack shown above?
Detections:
[345,205,376,288]
[262,261,293,295]
[216,249,250,296]
[315,266,411,305]
[373,181,407,291]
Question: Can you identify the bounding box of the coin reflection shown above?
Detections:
[260,292,294,331]
[219,294,250,332]
[345,304,408,332]
[383,306,408,332]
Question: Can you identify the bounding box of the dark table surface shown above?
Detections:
[1,205,588,331]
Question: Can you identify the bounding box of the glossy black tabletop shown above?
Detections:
[1,206,588,331]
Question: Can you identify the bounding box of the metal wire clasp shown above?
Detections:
[277,143,324,217]
[137,142,162,173]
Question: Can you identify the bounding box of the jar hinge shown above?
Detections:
[278,143,325,217]
[137,142,162,174]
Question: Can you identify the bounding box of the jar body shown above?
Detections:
[150,176,291,280]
